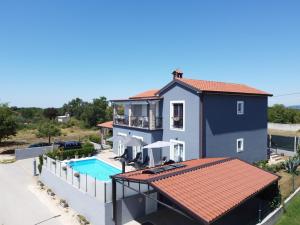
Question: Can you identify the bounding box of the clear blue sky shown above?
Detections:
[0,0,299,107]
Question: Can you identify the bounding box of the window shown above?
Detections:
[132,135,143,158]
[170,101,185,131]
[237,101,244,115]
[170,140,185,162]
[237,138,244,152]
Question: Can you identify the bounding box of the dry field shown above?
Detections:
[0,127,99,154]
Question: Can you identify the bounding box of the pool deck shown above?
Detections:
[96,149,136,172]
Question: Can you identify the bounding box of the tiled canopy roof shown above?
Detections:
[96,121,113,129]
[114,158,278,224]
[176,78,272,96]
[129,89,159,99]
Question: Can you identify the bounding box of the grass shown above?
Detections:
[0,158,16,164]
[277,170,300,200]
[276,193,300,225]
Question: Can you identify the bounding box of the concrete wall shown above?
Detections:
[15,146,55,160]
[204,94,268,163]
[40,168,114,225]
[268,123,300,132]
[161,82,201,160]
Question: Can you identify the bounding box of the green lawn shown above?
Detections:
[277,193,300,225]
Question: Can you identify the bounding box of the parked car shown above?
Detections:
[54,141,82,150]
[28,142,51,148]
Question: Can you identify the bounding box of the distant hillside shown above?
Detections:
[289,105,300,110]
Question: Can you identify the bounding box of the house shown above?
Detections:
[57,113,70,123]
[111,70,272,164]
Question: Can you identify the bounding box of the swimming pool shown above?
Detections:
[68,158,121,181]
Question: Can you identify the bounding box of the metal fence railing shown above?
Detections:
[42,156,149,203]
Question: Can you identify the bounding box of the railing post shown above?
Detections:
[104,182,107,203]
[86,173,88,192]
[72,168,73,185]
[95,177,97,197]
[258,202,262,223]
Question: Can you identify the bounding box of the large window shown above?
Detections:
[170,101,185,131]
[170,140,185,162]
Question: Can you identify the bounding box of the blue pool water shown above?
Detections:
[68,158,121,181]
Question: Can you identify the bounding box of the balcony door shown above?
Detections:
[117,133,127,156]
[132,135,143,159]
[170,140,185,162]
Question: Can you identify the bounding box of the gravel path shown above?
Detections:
[0,159,65,225]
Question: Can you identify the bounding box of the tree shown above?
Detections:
[0,104,18,143]
[80,97,109,127]
[43,108,59,120]
[62,98,87,119]
[37,122,61,144]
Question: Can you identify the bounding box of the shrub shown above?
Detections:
[88,134,101,143]
[254,160,284,173]
[46,142,96,160]
[38,155,43,174]
[284,157,300,174]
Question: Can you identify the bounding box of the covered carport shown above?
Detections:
[112,158,280,225]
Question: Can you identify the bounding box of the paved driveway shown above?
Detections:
[0,159,64,225]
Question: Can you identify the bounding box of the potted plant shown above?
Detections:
[47,188,55,197]
[52,161,56,165]
[59,199,69,208]
[77,215,90,225]
[37,181,45,190]
[62,166,67,171]
[74,172,80,178]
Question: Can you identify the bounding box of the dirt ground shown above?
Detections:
[0,127,99,154]
[268,129,300,137]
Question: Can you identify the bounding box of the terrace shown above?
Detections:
[112,99,163,130]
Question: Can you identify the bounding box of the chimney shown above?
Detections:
[172,69,183,79]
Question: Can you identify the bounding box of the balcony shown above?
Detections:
[114,115,162,130]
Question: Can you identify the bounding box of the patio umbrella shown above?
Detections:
[106,136,126,142]
[143,141,175,167]
[124,136,147,147]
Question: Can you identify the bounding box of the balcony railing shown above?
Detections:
[114,115,162,130]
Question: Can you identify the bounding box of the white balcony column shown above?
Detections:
[149,102,156,130]
[128,104,132,127]
[113,104,117,120]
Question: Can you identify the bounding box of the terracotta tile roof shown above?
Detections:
[115,158,279,224]
[129,89,159,99]
[97,121,113,129]
[176,78,272,96]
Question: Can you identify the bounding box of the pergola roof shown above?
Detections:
[114,158,279,224]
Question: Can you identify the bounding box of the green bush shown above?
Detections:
[88,134,101,143]
[38,155,43,174]
[46,142,96,160]
[254,160,284,173]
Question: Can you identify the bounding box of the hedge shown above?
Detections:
[46,142,96,160]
